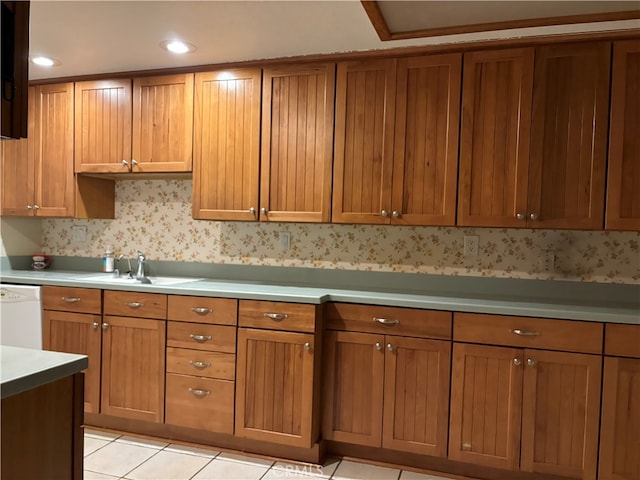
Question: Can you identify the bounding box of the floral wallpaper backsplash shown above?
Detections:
[41,179,640,284]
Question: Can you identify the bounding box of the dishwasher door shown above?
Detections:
[0,285,43,349]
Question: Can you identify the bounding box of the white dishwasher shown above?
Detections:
[0,285,43,349]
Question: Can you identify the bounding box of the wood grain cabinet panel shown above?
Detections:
[74,79,132,173]
[192,68,261,220]
[457,48,534,227]
[235,327,317,447]
[606,39,640,231]
[528,42,611,230]
[261,63,335,222]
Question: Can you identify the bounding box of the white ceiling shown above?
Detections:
[29,1,640,81]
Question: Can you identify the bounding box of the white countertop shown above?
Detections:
[0,345,88,399]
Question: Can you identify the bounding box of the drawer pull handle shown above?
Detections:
[127,302,144,309]
[189,360,211,369]
[510,329,540,337]
[264,313,288,321]
[188,388,211,398]
[373,317,400,326]
[62,297,81,303]
[189,334,212,343]
[191,307,212,315]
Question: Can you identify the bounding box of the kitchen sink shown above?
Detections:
[78,273,202,286]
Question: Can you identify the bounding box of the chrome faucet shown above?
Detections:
[135,251,148,282]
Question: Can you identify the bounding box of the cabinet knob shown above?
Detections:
[92,322,99,330]
[375,342,382,351]
[529,213,539,221]
[513,358,522,366]
[33,205,39,210]
[261,207,268,215]
[26,205,32,209]
[516,213,525,220]
[249,207,256,215]
[101,322,109,330]
[386,343,394,352]
[121,160,128,167]
[527,358,536,367]
[392,210,400,218]
[303,342,312,352]
[381,210,389,217]
[131,159,138,167]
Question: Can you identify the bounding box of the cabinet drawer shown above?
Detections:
[42,286,101,314]
[325,303,452,340]
[454,313,603,354]
[168,296,237,325]
[166,347,235,380]
[238,300,318,333]
[167,321,236,353]
[104,290,167,319]
[165,373,234,435]
[605,323,640,358]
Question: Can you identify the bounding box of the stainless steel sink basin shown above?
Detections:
[78,273,202,286]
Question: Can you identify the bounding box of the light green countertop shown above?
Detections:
[1,261,638,324]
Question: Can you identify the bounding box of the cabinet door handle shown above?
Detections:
[62,297,81,303]
[92,322,99,330]
[373,317,399,326]
[303,342,312,352]
[126,302,144,309]
[26,205,33,209]
[131,159,138,167]
[189,360,211,369]
[392,210,400,218]
[33,205,39,209]
[386,343,394,352]
[249,207,256,215]
[529,213,539,221]
[188,388,211,397]
[102,322,109,330]
[516,213,525,220]
[513,358,522,366]
[261,207,268,215]
[121,160,128,167]
[189,334,212,343]
[381,209,389,217]
[264,313,288,321]
[527,358,536,367]
[375,342,382,351]
[509,329,540,337]
[191,307,212,315]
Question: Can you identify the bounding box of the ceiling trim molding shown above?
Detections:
[361,1,640,41]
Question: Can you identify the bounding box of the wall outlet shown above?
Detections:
[463,235,479,256]
[539,250,555,273]
[279,231,291,251]
[72,225,87,243]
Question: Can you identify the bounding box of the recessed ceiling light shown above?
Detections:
[160,40,196,54]
[31,56,59,67]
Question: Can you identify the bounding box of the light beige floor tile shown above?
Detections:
[83,470,120,480]
[264,457,340,479]
[215,451,275,468]
[84,428,122,441]
[332,460,400,480]
[115,434,169,449]
[164,443,220,458]
[400,471,457,480]
[84,436,111,456]
[84,441,159,477]
[124,450,211,480]
[192,457,271,480]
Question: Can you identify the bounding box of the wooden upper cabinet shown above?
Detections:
[457,48,534,227]
[260,63,335,222]
[192,68,261,221]
[528,42,611,230]
[74,80,132,173]
[132,74,194,173]
[606,39,640,231]
[333,58,396,224]
[33,83,75,217]
[392,53,461,226]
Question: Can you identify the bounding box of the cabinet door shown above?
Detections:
[457,48,533,227]
[528,42,611,230]
[100,315,166,423]
[448,343,523,471]
[332,59,396,224]
[261,63,335,222]
[132,74,194,172]
[606,40,640,231]
[42,310,102,413]
[323,330,385,447]
[74,79,132,173]
[520,349,601,480]
[392,54,461,226]
[382,336,451,457]
[235,328,316,448]
[599,357,640,480]
[192,69,261,221]
[33,83,75,217]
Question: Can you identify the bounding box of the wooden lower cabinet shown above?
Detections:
[100,315,166,423]
[235,328,317,448]
[324,330,451,457]
[449,343,602,479]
